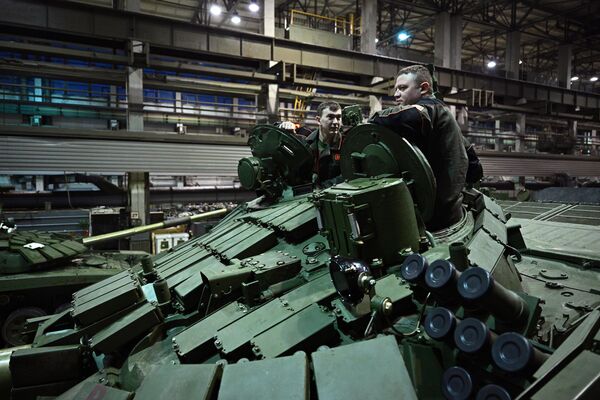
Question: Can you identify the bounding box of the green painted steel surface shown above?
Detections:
[3,124,600,400]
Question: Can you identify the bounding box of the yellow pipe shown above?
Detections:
[82,208,228,245]
[290,9,353,27]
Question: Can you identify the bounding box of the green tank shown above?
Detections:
[1,123,599,400]
[0,210,226,348]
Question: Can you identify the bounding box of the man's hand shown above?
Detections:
[278,121,296,131]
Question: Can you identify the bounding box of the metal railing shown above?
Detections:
[288,9,357,35]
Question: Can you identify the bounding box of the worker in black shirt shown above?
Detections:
[369,65,468,231]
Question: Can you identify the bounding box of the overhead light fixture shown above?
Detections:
[397,32,410,41]
[487,60,496,69]
[231,12,241,24]
[249,0,259,12]
[590,76,598,82]
[518,59,523,65]
[570,76,579,81]
[210,4,222,16]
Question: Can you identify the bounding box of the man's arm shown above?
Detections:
[368,105,433,147]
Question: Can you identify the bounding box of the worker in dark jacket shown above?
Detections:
[306,101,343,187]
[369,65,468,231]
[280,101,343,187]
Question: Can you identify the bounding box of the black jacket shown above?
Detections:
[369,97,468,230]
[305,129,343,188]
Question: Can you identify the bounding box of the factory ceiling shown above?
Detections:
[79,0,599,90]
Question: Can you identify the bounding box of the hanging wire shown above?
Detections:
[386,292,431,337]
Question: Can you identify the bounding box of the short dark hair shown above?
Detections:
[316,101,341,118]
[398,65,433,91]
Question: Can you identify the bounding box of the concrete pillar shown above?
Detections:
[568,120,578,154]
[558,44,573,89]
[35,176,44,192]
[175,92,182,114]
[456,106,468,132]
[568,120,578,138]
[33,77,42,102]
[360,0,377,54]
[232,97,239,118]
[266,83,279,123]
[128,171,150,251]
[494,120,502,151]
[126,67,144,131]
[20,78,27,102]
[126,52,147,249]
[449,14,462,70]
[434,12,451,67]
[263,0,275,37]
[261,0,277,120]
[434,13,462,69]
[115,0,140,12]
[368,77,383,117]
[109,85,117,108]
[128,172,149,225]
[506,31,520,79]
[127,0,140,11]
[515,113,525,152]
[591,129,598,156]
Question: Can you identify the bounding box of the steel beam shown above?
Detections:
[0,59,124,85]
[0,189,254,209]
[0,125,248,146]
[0,41,128,64]
[0,0,598,111]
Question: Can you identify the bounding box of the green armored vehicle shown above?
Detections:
[0,210,225,348]
[0,122,599,400]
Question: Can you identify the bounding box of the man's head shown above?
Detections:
[316,101,342,143]
[394,65,433,106]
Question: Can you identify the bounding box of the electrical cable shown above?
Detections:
[386,292,431,337]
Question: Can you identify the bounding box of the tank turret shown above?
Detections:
[237,125,313,199]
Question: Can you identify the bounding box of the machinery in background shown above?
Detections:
[0,209,226,348]
[0,124,598,400]
[0,174,251,210]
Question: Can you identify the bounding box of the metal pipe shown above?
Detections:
[454,317,497,360]
[423,307,458,344]
[491,332,549,375]
[425,259,460,301]
[153,279,171,305]
[449,242,470,271]
[82,208,228,245]
[141,256,156,278]
[457,267,530,332]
